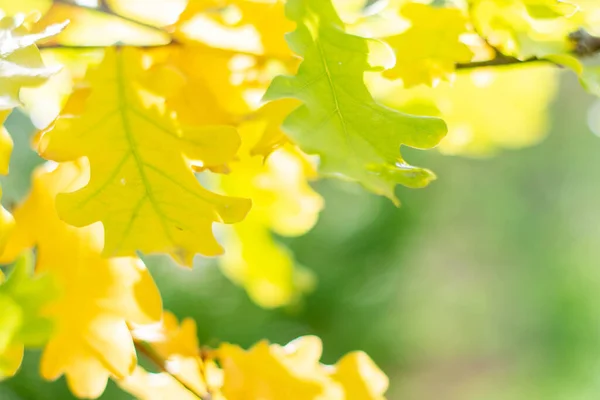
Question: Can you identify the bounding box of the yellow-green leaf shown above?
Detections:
[0,252,57,380]
[38,48,251,265]
[382,3,473,87]
[0,161,163,398]
[263,0,447,202]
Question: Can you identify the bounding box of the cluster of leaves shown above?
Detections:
[0,0,599,398]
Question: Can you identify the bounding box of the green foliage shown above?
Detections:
[264,0,447,202]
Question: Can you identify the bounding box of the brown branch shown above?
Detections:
[133,340,209,400]
[456,28,600,70]
[456,55,555,70]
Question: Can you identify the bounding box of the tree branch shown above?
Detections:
[455,55,555,70]
[456,28,600,70]
[134,340,210,400]
[52,0,176,40]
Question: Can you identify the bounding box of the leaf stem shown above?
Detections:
[455,55,556,70]
[133,340,210,400]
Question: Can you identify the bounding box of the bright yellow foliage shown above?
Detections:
[220,103,322,308]
[0,111,13,253]
[0,15,64,108]
[0,0,594,397]
[0,161,163,398]
[0,0,51,16]
[177,0,294,57]
[0,14,63,252]
[219,335,388,399]
[38,48,251,265]
[33,2,169,46]
[375,65,558,156]
[124,315,389,399]
[127,311,221,398]
[383,3,473,87]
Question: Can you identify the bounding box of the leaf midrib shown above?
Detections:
[115,51,174,250]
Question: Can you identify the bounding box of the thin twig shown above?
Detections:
[53,0,176,40]
[134,340,209,400]
[456,28,600,70]
[456,55,556,70]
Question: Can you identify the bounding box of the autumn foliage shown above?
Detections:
[0,0,599,398]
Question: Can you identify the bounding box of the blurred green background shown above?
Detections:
[1,71,600,399]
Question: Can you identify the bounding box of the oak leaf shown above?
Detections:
[176,0,294,57]
[0,14,65,109]
[219,336,343,399]
[382,4,473,87]
[263,0,447,202]
[220,108,322,308]
[0,252,56,379]
[0,161,163,398]
[38,48,251,265]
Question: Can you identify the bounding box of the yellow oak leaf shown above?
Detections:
[219,336,344,399]
[375,65,558,156]
[382,3,473,87]
[0,13,61,252]
[0,111,14,252]
[0,110,12,174]
[38,48,251,266]
[0,161,163,399]
[249,99,297,158]
[20,48,105,129]
[330,352,389,400]
[0,14,65,108]
[145,46,250,126]
[176,0,294,57]
[220,219,313,308]
[219,112,322,308]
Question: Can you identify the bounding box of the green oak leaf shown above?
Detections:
[263,0,447,202]
[0,251,56,379]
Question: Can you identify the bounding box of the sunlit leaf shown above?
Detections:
[0,162,163,398]
[38,48,251,266]
[33,2,170,47]
[0,14,65,109]
[219,336,343,399]
[382,3,473,87]
[374,65,558,156]
[264,0,447,202]
[0,252,56,379]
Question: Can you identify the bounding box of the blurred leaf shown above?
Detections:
[0,15,65,109]
[33,2,169,47]
[0,162,163,398]
[382,3,473,87]
[374,65,558,156]
[0,252,56,379]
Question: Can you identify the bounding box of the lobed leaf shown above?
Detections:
[263,0,447,203]
[0,252,56,379]
[0,15,65,109]
[382,3,473,88]
[39,48,251,266]
[0,161,163,398]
